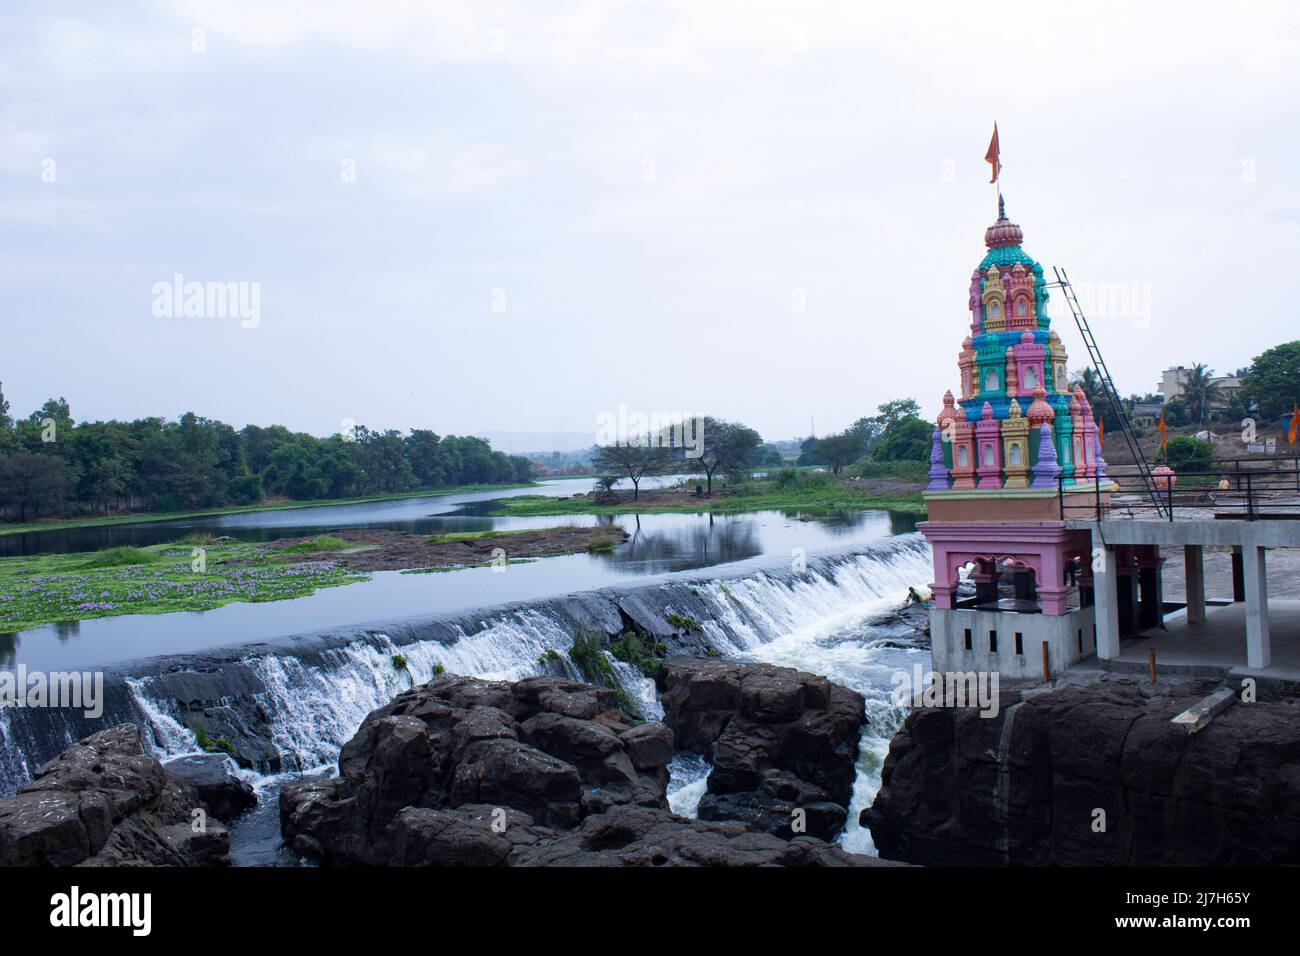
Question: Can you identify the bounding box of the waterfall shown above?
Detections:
[2,534,934,832]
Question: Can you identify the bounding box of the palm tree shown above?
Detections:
[1181,364,1223,427]
[1070,367,1105,407]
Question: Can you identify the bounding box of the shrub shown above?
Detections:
[610,632,665,678]
[392,654,408,671]
[567,627,641,717]
[1163,436,1213,474]
[80,546,161,569]
[279,534,348,554]
[852,459,928,481]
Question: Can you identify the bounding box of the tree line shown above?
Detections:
[0,388,534,523]
[591,400,933,500]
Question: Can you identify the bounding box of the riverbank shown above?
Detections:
[490,477,926,517]
[0,481,540,537]
[263,525,629,572]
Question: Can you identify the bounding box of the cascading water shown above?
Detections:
[4,533,934,861]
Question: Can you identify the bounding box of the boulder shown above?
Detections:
[864,677,1300,866]
[281,674,672,864]
[164,754,257,822]
[657,657,866,841]
[0,725,229,866]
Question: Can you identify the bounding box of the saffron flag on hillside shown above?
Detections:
[1289,403,1300,446]
[985,123,1002,183]
[1157,407,1168,452]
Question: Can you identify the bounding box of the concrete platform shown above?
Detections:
[1106,599,1300,681]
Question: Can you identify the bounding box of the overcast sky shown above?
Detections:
[2,1,1297,446]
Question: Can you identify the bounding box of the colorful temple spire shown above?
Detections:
[930,199,1103,492]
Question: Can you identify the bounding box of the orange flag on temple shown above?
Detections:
[985,123,1002,183]
[1157,407,1168,452]
[1097,417,1105,446]
[1289,403,1300,446]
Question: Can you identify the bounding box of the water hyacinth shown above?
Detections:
[0,542,366,633]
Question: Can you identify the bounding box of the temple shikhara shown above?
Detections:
[919,193,1122,679]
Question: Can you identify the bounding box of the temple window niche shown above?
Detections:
[1023,365,1037,390]
[985,369,999,392]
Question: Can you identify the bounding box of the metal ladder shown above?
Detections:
[1049,266,1166,516]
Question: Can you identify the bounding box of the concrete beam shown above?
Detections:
[1171,687,1236,734]
[1094,546,1121,660]
[1184,545,1205,623]
[1065,518,1300,549]
[1242,546,1271,669]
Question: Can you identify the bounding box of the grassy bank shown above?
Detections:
[0,541,367,632]
[489,474,926,517]
[0,482,538,537]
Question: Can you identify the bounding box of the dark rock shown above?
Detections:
[865,678,1300,866]
[281,670,888,867]
[149,665,281,772]
[164,754,257,822]
[281,673,672,865]
[0,725,229,866]
[657,657,866,841]
[509,805,896,868]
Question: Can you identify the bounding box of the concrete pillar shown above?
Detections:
[1138,564,1163,629]
[1117,572,1138,636]
[1094,545,1121,660]
[1242,546,1271,669]
[1184,545,1205,624]
[973,564,1000,606]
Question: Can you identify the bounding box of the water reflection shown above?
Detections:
[0,477,668,557]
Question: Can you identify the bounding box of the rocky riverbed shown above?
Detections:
[279,660,898,866]
[0,658,904,866]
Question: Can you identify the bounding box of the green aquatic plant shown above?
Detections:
[665,613,702,633]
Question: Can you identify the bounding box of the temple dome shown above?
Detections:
[985,198,1024,249]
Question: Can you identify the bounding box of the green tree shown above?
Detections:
[680,417,761,495]
[1180,364,1223,426]
[869,418,932,462]
[592,441,673,501]
[810,432,861,475]
[1163,397,1189,427]
[1241,341,1300,421]
[0,452,71,520]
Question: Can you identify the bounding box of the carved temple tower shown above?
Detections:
[921,196,1118,679]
